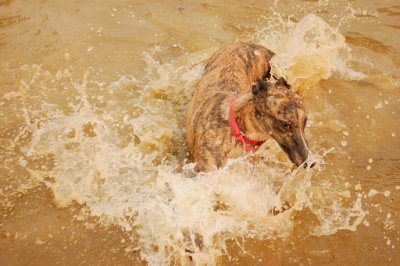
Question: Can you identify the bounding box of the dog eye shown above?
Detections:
[282,122,291,130]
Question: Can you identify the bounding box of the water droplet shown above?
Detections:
[374,101,383,109]
[35,238,46,245]
[363,220,370,227]
[368,189,378,197]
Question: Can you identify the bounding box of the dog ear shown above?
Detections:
[263,68,271,80]
[277,77,290,87]
[252,84,259,95]
[252,79,269,95]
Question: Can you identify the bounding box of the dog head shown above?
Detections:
[252,77,309,166]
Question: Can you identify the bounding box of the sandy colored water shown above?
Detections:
[0,0,399,265]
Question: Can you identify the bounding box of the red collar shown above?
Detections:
[229,93,265,152]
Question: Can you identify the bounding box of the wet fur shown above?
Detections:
[186,42,308,172]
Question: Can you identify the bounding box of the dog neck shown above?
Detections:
[228,93,270,149]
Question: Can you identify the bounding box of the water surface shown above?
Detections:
[0,0,399,265]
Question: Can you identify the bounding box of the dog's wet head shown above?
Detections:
[252,77,309,167]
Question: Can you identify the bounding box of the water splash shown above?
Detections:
[256,14,366,93]
[11,14,370,265]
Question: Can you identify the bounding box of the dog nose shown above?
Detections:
[293,151,308,167]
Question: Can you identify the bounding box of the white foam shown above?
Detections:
[257,14,365,93]
[14,14,369,265]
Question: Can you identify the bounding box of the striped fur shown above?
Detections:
[186,42,308,172]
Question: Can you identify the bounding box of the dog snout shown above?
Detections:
[279,141,308,167]
[289,149,307,167]
[291,135,309,167]
[293,153,307,167]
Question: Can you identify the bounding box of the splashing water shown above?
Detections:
[14,14,368,265]
[256,14,366,93]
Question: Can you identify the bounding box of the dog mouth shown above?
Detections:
[292,151,309,167]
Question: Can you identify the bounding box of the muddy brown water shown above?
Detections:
[0,0,399,265]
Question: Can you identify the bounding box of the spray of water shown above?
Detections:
[12,14,368,265]
[256,14,366,93]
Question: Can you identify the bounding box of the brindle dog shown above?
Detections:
[186,42,309,172]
